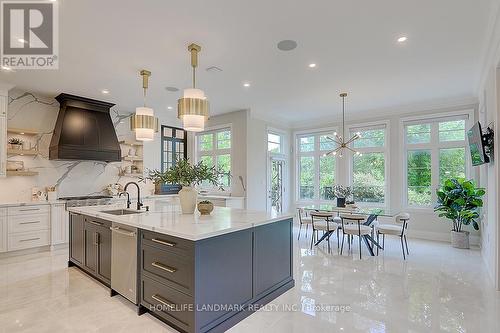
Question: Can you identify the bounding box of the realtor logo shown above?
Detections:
[1,1,58,69]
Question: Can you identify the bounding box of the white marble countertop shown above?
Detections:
[0,200,66,208]
[67,202,292,241]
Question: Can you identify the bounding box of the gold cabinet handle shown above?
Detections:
[152,262,177,273]
[151,238,176,247]
[20,221,41,225]
[151,294,175,309]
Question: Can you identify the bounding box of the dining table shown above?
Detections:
[302,204,399,256]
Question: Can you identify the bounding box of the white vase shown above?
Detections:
[450,230,470,249]
[179,186,198,214]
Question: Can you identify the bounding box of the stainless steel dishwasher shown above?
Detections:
[110,222,138,304]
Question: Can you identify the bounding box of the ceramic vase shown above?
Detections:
[179,186,198,214]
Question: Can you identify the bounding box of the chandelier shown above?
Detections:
[325,93,362,157]
[178,43,209,132]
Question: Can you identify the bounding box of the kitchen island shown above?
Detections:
[67,201,294,333]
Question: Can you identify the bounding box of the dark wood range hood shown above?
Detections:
[49,93,121,162]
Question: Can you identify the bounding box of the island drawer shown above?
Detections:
[141,275,194,332]
[142,244,194,296]
[84,216,111,229]
[141,230,194,257]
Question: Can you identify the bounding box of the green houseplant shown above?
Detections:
[434,178,485,249]
[145,159,227,214]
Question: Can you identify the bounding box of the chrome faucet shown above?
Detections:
[123,182,143,210]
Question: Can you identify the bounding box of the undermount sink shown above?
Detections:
[101,209,144,216]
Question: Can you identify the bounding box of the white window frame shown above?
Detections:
[294,127,339,204]
[348,121,390,208]
[401,111,473,210]
[267,130,284,156]
[195,124,232,193]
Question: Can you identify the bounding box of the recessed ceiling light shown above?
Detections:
[308,63,317,68]
[243,82,251,87]
[17,38,27,44]
[165,86,179,92]
[277,40,298,51]
[397,36,408,43]
[101,89,110,94]
[167,106,173,110]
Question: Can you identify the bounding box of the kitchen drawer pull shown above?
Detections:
[19,208,40,212]
[151,238,176,247]
[151,294,175,308]
[152,262,177,273]
[110,226,136,237]
[88,221,103,226]
[20,221,40,225]
[20,237,40,242]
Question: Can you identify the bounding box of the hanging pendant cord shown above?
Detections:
[342,95,345,140]
[192,66,196,89]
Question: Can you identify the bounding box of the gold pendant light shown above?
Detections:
[325,93,362,157]
[178,43,209,132]
[130,69,158,141]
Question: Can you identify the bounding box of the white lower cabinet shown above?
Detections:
[50,203,69,245]
[0,208,7,252]
[0,114,6,178]
[6,205,51,251]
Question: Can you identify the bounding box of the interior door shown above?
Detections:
[268,157,285,213]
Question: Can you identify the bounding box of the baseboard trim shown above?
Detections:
[407,230,480,246]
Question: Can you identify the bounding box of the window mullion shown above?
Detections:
[430,123,439,204]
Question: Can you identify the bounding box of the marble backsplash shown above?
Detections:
[0,89,153,202]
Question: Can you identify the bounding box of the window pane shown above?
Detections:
[176,130,185,140]
[320,135,336,151]
[199,133,213,151]
[353,129,385,148]
[353,152,385,203]
[407,150,431,205]
[299,156,315,199]
[299,136,315,152]
[199,156,212,167]
[217,154,231,186]
[406,124,431,144]
[439,148,465,185]
[217,130,231,149]
[268,133,281,144]
[163,127,172,137]
[319,155,335,200]
[268,142,281,153]
[439,120,465,142]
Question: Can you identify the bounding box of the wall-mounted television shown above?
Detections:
[467,122,489,166]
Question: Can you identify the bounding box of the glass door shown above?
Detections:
[268,158,285,213]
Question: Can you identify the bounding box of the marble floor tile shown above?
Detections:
[0,225,499,333]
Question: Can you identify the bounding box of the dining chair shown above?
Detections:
[296,207,312,240]
[310,212,339,253]
[339,213,372,259]
[376,213,410,260]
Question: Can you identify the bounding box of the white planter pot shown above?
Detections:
[450,230,470,249]
[179,186,198,214]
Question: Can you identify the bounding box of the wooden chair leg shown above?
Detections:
[337,228,340,249]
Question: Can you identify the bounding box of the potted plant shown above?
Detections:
[197,200,214,215]
[8,138,23,150]
[145,159,227,214]
[434,178,485,249]
[333,185,353,207]
[144,169,169,194]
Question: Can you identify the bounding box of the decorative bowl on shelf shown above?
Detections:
[197,200,214,215]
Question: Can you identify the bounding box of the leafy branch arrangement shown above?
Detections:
[434,178,485,232]
[332,185,353,199]
[143,158,229,191]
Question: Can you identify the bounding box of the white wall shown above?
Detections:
[291,104,480,244]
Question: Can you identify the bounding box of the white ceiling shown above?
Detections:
[0,0,494,126]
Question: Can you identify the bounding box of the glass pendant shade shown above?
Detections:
[178,88,209,132]
[132,106,156,141]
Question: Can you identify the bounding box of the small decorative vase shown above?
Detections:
[197,202,214,215]
[154,183,162,195]
[179,186,198,214]
[451,230,470,249]
[336,197,346,208]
